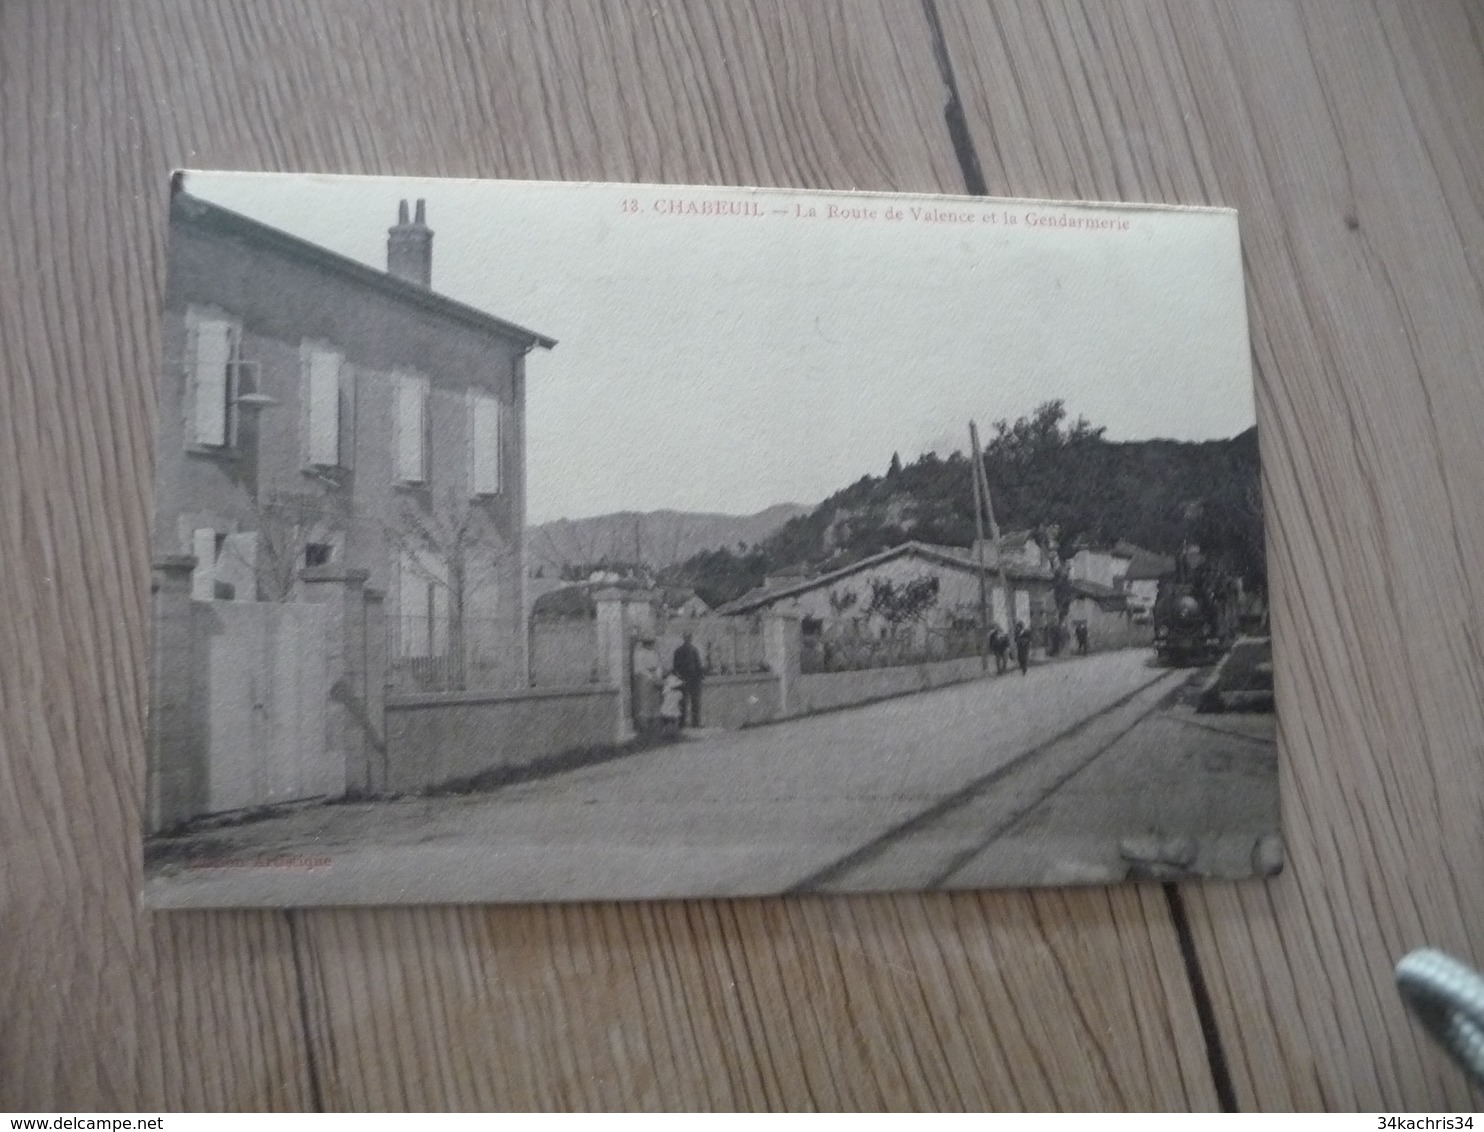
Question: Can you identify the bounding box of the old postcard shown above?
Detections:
[143,172,1277,907]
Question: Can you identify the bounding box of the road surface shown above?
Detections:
[145,648,1280,906]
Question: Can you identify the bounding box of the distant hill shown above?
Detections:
[530,503,810,576]
[663,402,1264,609]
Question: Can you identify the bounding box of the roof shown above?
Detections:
[1067,578,1128,608]
[1114,541,1177,581]
[718,540,1050,616]
[1070,543,1134,560]
[531,579,649,617]
[997,529,1037,548]
[531,584,602,618]
[171,191,557,351]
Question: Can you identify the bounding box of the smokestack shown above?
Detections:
[387,198,433,287]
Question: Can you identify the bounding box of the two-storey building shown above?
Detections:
[156,189,555,690]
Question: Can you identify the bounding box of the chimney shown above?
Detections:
[387,198,433,287]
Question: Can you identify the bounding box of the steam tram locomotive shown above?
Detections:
[1152,554,1242,667]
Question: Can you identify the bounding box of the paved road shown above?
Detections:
[145,649,1278,907]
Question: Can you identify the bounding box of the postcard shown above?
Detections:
[142,172,1278,907]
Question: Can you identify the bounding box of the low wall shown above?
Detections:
[384,684,620,793]
[694,671,781,730]
[792,654,990,717]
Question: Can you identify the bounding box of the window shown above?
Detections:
[303,347,348,468]
[304,543,333,568]
[469,392,503,496]
[395,375,430,483]
[190,317,241,448]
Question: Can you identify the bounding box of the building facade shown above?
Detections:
[717,541,1054,638]
[156,191,555,690]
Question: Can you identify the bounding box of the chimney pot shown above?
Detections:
[387,200,433,287]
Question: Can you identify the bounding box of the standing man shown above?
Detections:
[1075,621,1089,655]
[673,631,705,729]
[989,625,1010,675]
[1014,621,1033,676]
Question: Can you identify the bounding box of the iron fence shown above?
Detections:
[800,624,983,674]
[387,614,509,693]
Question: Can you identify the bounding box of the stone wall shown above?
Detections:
[694,672,782,730]
[383,684,621,792]
[793,654,991,717]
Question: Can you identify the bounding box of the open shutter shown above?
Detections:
[218,532,259,601]
[395,377,425,482]
[470,394,501,495]
[192,321,233,446]
[191,527,217,600]
[305,350,341,466]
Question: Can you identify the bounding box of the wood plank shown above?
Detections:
[295,887,1212,1110]
[0,1,317,1110]
[143,0,1204,1108]
[29,0,1477,1110]
[937,0,1484,1109]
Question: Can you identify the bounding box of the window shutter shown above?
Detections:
[338,368,354,470]
[396,377,426,482]
[470,394,501,495]
[192,321,233,446]
[191,527,217,600]
[219,532,259,601]
[305,350,341,466]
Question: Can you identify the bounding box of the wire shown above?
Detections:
[1396,949,1484,1087]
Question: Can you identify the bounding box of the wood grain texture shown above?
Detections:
[937,0,1484,1110]
[1,0,1477,1111]
[293,888,1212,1110]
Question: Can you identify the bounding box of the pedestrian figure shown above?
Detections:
[989,625,1010,675]
[1014,621,1033,676]
[631,635,662,732]
[673,631,705,728]
[1075,621,1089,655]
[659,670,685,735]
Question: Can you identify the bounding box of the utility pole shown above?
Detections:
[969,422,991,671]
[969,421,1011,635]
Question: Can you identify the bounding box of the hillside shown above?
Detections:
[530,503,809,577]
[664,402,1264,609]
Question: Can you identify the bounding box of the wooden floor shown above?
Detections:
[4,0,1483,1111]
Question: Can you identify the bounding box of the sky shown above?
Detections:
[184,171,1255,524]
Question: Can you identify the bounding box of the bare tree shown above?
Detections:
[386,487,510,690]
[216,488,350,602]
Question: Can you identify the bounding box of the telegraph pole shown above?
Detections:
[969,421,1011,634]
[969,422,991,671]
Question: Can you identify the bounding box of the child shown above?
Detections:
[659,670,685,734]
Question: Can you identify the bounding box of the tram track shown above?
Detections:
[788,666,1185,894]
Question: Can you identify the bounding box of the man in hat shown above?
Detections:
[672,631,705,729]
[1014,621,1033,676]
